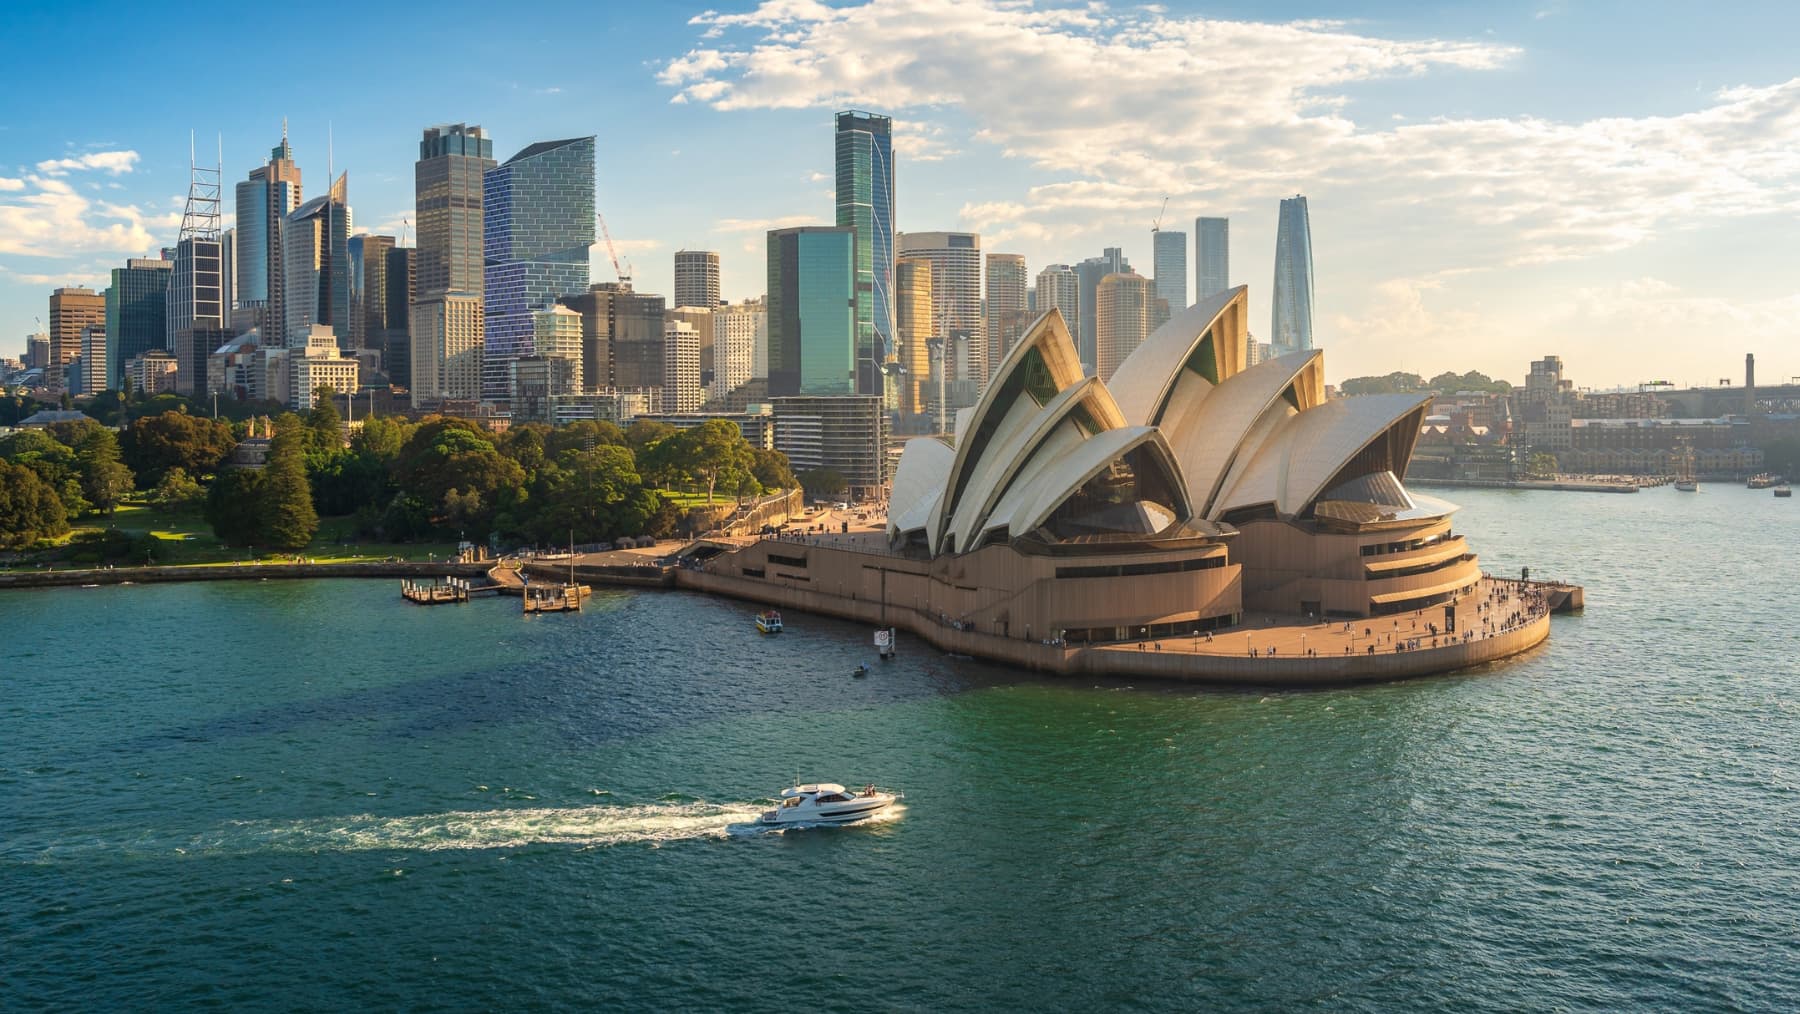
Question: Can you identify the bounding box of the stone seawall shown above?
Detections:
[0,561,493,590]
[676,568,1552,688]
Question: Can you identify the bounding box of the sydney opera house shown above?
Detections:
[691,286,1543,678]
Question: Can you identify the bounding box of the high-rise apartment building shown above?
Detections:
[1271,196,1314,355]
[1075,248,1129,375]
[1095,271,1152,382]
[895,257,933,417]
[674,249,720,309]
[482,136,595,400]
[556,282,664,392]
[234,128,303,337]
[48,287,106,393]
[416,124,494,299]
[985,253,1028,367]
[1153,228,1187,322]
[835,111,895,397]
[1195,217,1228,303]
[532,303,585,392]
[283,173,353,349]
[663,319,703,413]
[105,259,171,387]
[1035,264,1078,331]
[710,300,760,404]
[76,325,108,394]
[772,395,890,496]
[896,231,983,384]
[411,291,483,408]
[668,305,715,393]
[767,226,855,397]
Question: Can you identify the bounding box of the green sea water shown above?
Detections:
[3,486,1797,1010]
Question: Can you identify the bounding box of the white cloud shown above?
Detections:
[34,150,140,176]
[715,214,822,232]
[0,264,108,287]
[662,0,1800,277]
[0,176,25,192]
[0,173,171,258]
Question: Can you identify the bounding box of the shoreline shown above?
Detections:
[0,560,492,589]
[1409,477,1640,493]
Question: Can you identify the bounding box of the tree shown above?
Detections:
[625,419,676,454]
[120,411,237,487]
[751,448,797,491]
[307,389,343,447]
[45,416,104,449]
[3,431,85,519]
[351,415,406,462]
[152,467,204,511]
[674,419,756,504]
[260,434,319,551]
[75,428,134,516]
[0,459,70,548]
[205,467,264,547]
[545,419,627,458]
[528,444,655,543]
[799,468,847,499]
[390,418,525,538]
[1525,452,1559,479]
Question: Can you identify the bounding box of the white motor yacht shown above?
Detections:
[757,783,898,826]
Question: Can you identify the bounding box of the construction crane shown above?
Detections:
[596,211,632,288]
[1152,195,1169,233]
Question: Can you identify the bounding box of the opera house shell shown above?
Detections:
[879,285,1483,640]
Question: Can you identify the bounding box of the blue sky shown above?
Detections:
[4,0,1798,387]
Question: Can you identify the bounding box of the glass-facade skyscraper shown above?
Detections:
[105,258,171,387]
[834,110,894,397]
[767,226,855,397]
[234,131,302,337]
[482,136,595,401]
[1195,216,1229,302]
[1074,247,1129,375]
[1271,196,1314,355]
[416,124,494,299]
[283,173,353,348]
[1152,228,1187,322]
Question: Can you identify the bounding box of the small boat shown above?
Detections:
[1675,479,1697,492]
[757,783,899,826]
[1776,485,1792,498]
[756,610,783,634]
[853,663,869,677]
[1748,473,1783,489]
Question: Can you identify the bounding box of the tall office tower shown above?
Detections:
[219,227,235,323]
[674,249,720,309]
[1271,195,1314,355]
[1075,247,1129,375]
[283,173,353,349]
[1153,228,1187,321]
[169,154,228,395]
[984,253,1028,366]
[416,124,494,298]
[411,291,483,408]
[896,231,983,384]
[709,301,759,403]
[482,136,595,400]
[663,320,703,413]
[1035,264,1078,329]
[234,127,303,336]
[77,325,108,394]
[767,226,856,397]
[835,111,895,397]
[48,287,105,393]
[385,246,414,387]
[1095,271,1152,382]
[27,333,49,371]
[894,257,933,416]
[558,283,665,391]
[105,259,171,387]
[741,296,770,380]
[348,234,395,350]
[1195,216,1229,303]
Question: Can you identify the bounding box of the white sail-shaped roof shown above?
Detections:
[978,426,1189,545]
[1211,393,1433,518]
[1107,286,1249,427]
[887,436,955,543]
[1159,351,1325,516]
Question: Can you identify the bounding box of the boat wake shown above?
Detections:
[206,801,773,853]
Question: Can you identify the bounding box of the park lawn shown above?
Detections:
[656,488,733,509]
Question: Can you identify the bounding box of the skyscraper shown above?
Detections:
[410,291,483,408]
[415,124,494,298]
[895,257,933,417]
[674,249,720,309]
[896,231,983,384]
[482,136,595,401]
[1195,216,1229,303]
[48,287,104,393]
[283,173,353,349]
[1271,195,1314,355]
[709,300,760,403]
[1095,271,1152,382]
[835,110,895,396]
[385,246,414,388]
[663,319,702,413]
[169,155,227,395]
[1075,248,1129,375]
[766,226,855,397]
[234,128,302,336]
[348,233,395,351]
[105,259,171,387]
[1035,264,1078,330]
[1152,228,1187,324]
[984,252,1028,367]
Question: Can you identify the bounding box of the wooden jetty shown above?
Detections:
[522,582,589,613]
[401,576,476,604]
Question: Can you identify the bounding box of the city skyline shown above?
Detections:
[2,1,1798,388]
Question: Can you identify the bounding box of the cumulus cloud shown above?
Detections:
[715,214,822,232]
[661,0,1800,275]
[0,172,173,258]
[34,150,140,176]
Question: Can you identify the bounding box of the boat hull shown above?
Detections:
[757,797,896,826]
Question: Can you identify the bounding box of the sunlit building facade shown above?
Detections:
[835,111,895,397]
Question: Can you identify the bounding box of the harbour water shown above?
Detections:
[4,486,1797,1009]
